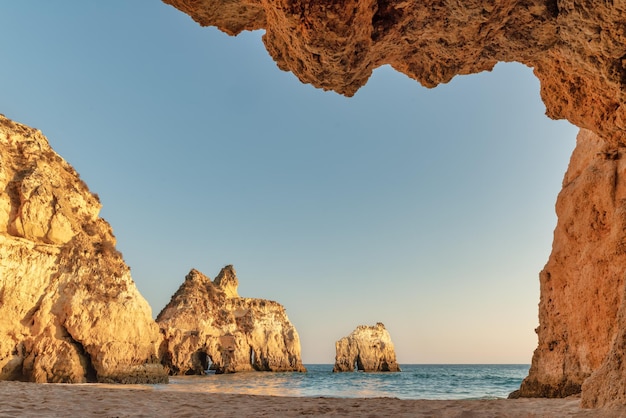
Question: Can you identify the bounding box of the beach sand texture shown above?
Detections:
[1,381,626,417]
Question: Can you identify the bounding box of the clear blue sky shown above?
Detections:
[0,2,578,364]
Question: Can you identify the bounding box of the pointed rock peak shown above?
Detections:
[185,269,211,284]
[214,265,239,298]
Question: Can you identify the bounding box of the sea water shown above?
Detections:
[156,364,530,400]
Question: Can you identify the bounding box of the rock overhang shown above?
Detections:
[163,0,626,146]
[160,0,626,408]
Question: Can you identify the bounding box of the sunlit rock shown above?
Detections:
[0,115,167,384]
[157,265,306,374]
[333,323,400,373]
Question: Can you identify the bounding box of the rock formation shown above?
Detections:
[520,127,626,408]
[160,0,626,407]
[157,265,306,374]
[333,323,400,372]
[0,115,304,383]
[0,115,167,383]
[515,129,626,400]
[163,0,626,148]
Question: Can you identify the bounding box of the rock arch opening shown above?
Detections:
[355,355,364,372]
[189,350,210,375]
[2,0,626,409]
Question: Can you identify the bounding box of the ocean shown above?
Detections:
[157,364,530,400]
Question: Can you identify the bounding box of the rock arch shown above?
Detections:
[162,0,626,408]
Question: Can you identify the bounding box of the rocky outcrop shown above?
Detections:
[0,115,302,383]
[0,115,167,383]
[160,0,626,407]
[530,128,626,409]
[157,265,306,374]
[517,129,626,399]
[333,323,400,372]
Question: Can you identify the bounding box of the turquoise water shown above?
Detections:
[159,364,529,400]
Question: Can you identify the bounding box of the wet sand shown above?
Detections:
[1,381,625,417]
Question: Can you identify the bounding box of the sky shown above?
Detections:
[0,2,579,364]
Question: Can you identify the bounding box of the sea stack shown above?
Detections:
[157,265,306,374]
[333,323,401,372]
[0,115,167,384]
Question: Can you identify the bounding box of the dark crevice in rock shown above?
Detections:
[158,332,179,375]
[5,174,27,236]
[371,0,403,41]
[189,349,209,375]
[610,54,626,88]
[62,326,97,382]
[20,294,45,328]
[546,0,559,18]
[356,354,364,371]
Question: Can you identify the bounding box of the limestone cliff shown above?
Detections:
[516,129,626,400]
[530,128,626,408]
[0,115,167,383]
[157,265,306,374]
[161,0,626,407]
[333,323,400,372]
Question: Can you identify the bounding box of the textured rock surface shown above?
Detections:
[161,0,626,407]
[0,115,167,383]
[560,129,626,409]
[163,0,626,147]
[333,323,400,372]
[517,129,626,400]
[157,265,306,374]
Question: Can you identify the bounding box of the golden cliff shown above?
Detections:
[0,116,305,382]
[157,266,306,374]
[162,0,626,407]
[333,323,401,373]
[0,115,167,383]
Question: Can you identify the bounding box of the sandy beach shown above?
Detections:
[1,381,625,418]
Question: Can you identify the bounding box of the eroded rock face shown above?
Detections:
[0,115,167,383]
[333,323,400,372]
[157,265,306,374]
[517,129,626,400]
[528,128,626,408]
[162,0,626,147]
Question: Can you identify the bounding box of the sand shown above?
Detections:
[1,381,626,417]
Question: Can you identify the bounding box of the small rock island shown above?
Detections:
[333,322,401,372]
